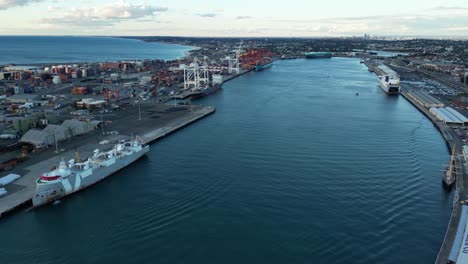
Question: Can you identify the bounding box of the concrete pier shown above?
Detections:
[141,106,215,144]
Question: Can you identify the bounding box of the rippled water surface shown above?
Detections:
[0,58,452,263]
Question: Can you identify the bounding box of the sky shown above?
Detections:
[0,0,467,37]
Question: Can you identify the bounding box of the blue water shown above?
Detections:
[0,58,452,263]
[0,36,193,64]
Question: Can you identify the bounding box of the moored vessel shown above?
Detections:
[188,84,222,99]
[377,65,400,95]
[33,139,149,207]
[442,146,457,187]
[304,52,332,59]
[254,57,273,71]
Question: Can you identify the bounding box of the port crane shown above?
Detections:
[181,57,211,90]
[224,41,243,74]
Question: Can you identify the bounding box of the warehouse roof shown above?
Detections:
[19,129,52,147]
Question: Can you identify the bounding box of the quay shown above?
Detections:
[401,89,466,264]
[141,106,215,144]
[362,57,468,263]
[0,105,215,219]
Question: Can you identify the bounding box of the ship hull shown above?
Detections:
[254,62,273,71]
[32,145,149,207]
[379,80,400,95]
[305,54,332,59]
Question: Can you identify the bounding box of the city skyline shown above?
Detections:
[0,0,468,37]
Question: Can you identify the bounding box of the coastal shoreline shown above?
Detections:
[0,36,197,66]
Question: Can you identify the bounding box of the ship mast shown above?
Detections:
[444,145,457,186]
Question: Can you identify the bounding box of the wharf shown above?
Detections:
[0,105,215,219]
[362,60,385,75]
[141,106,215,144]
[400,89,466,264]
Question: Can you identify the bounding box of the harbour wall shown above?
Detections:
[400,90,464,264]
[362,56,463,263]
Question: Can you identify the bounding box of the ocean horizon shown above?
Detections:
[0,36,194,65]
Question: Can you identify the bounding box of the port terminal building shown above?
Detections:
[449,206,468,263]
[407,91,445,108]
[430,107,468,125]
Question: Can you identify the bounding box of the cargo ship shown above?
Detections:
[189,84,222,99]
[33,139,149,207]
[377,65,400,95]
[254,58,273,71]
[304,52,332,59]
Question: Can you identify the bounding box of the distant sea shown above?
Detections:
[0,36,194,65]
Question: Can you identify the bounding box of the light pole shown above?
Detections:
[101,106,104,135]
[138,100,141,121]
[53,133,58,153]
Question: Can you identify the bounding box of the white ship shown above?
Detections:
[33,138,149,207]
[377,65,400,95]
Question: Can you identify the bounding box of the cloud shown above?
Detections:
[428,6,468,11]
[446,26,468,32]
[236,16,251,19]
[69,2,166,20]
[39,2,167,27]
[0,0,43,10]
[197,13,216,18]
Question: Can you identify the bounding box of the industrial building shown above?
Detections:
[20,119,97,148]
[407,91,445,108]
[430,107,468,125]
[448,205,468,263]
[76,98,107,109]
[61,119,95,136]
[6,94,40,104]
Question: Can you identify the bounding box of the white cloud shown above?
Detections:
[68,2,166,20]
[0,0,43,10]
[39,2,167,27]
